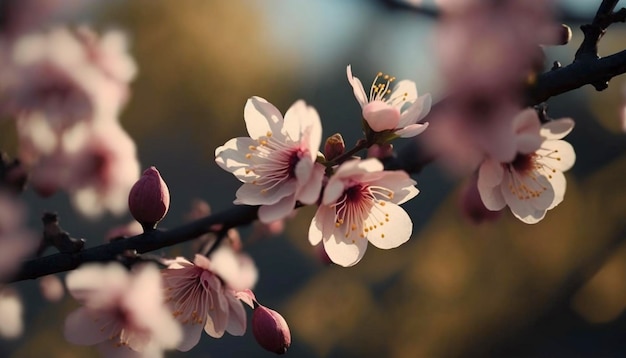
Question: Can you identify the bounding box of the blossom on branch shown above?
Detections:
[477,109,576,224]
[215,96,325,223]
[161,251,256,351]
[309,158,419,267]
[347,65,430,138]
[64,263,182,358]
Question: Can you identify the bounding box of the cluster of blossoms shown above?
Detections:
[0,25,140,217]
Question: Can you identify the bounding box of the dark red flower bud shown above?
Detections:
[128,166,170,230]
[324,133,345,162]
[252,305,291,355]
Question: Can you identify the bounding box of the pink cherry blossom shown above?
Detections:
[0,193,37,282]
[39,274,64,302]
[308,158,419,267]
[161,252,256,351]
[23,120,140,217]
[0,26,136,130]
[347,65,431,137]
[0,287,23,339]
[64,263,182,358]
[477,109,576,224]
[215,96,325,223]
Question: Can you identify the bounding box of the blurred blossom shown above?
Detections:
[1,26,136,129]
[0,0,97,37]
[347,65,430,138]
[105,220,143,242]
[308,158,419,267]
[64,263,182,357]
[24,120,140,217]
[0,287,23,339]
[426,0,561,174]
[0,193,37,282]
[161,253,256,351]
[367,143,394,160]
[215,96,325,223]
[477,109,576,224]
[39,274,64,302]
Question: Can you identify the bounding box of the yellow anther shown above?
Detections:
[266,131,272,137]
[249,145,257,150]
[245,153,252,159]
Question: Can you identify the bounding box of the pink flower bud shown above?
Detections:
[252,305,291,355]
[324,133,345,161]
[128,166,170,229]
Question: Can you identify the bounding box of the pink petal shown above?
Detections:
[214,137,259,182]
[363,101,401,132]
[296,163,324,205]
[538,140,575,172]
[177,322,204,352]
[258,194,296,223]
[395,122,429,138]
[308,205,334,246]
[225,295,247,336]
[234,179,297,206]
[64,307,109,345]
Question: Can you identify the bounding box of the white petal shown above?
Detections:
[395,122,429,138]
[527,175,555,211]
[244,97,284,139]
[477,158,504,189]
[397,94,429,127]
[541,118,574,140]
[235,180,297,206]
[322,176,347,205]
[334,158,383,179]
[390,80,418,104]
[546,169,566,210]
[214,137,259,182]
[258,195,296,223]
[282,100,307,142]
[365,171,418,205]
[297,164,324,205]
[501,171,546,224]
[346,65,368,107]
[538,140,576,172]
[478,184,506,211]
[308,206,334,246]
[323,230,368,267]
[367,203,412,249]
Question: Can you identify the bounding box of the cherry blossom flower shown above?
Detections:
[347,65,431,137]
[64,263,182,358]
[0,193,37,282]
[161,251,257,351]
[23,120,141,217]
[215,96,325,223]
[308,158,419,267]
[0,287,23,339]
[477,109,575,224]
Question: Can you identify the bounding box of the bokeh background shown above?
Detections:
[2,0,626,357]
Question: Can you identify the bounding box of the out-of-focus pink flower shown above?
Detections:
[105,221,143,242]
[367,143,394,160]
[0,193,37,282]
[24,120,140,217]
[215,96,325,223]
[347,65,430,138]
[64,263,182,357]
[308,158,419,267]
[39,274,64,302]
[161,252,256,351]
[477,110,576,224]
[0,287,23,339]
[1,26,136,129]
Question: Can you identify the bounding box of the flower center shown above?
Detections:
[163,266,213,326]
[511,153,535,175]
[244,131,306,193]
[331,183,394,242]
[505,148,561,201]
